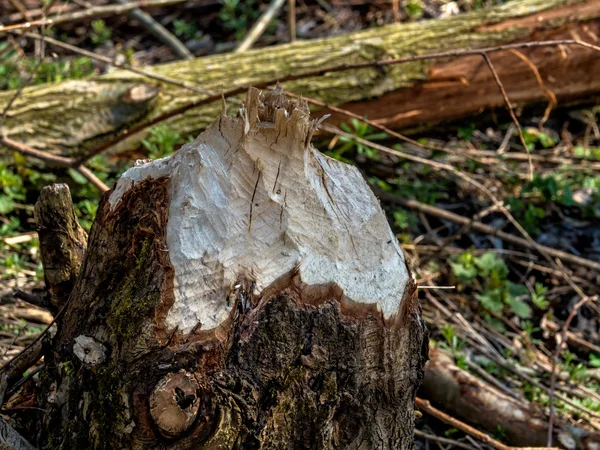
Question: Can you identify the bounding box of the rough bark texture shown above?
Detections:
[2,0,600,157]
[34,184,88,311]
[6,89,427,449]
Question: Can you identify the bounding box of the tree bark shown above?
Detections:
[4,88,427,449]
[2,0,600,158]
[34,184,88,312]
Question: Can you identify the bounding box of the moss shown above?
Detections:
[0,0,573,156]
[59,360,75,377]
[92,366,128,448]
[106,237,160,342]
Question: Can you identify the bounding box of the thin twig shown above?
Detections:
[76,165,109,192]
[375,192,600,272]
[414,429,472,450]
[0,0,192,33]
[0,135,77,166]
[1,325,26,361]
[481,52,533,179]
[235,0,286,52]
[22,32,212,95]
[0,135,109,192]
[547,296,595,446]
[287,0,296,43]
[508,49,556,128]
[112,0,193,60]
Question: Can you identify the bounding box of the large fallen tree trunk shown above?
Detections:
[2,88,427,449]
[2,0,600,157]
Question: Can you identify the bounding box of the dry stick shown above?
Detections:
[71,39,600,166]
[547,295,595,446]
[481,52,533,180]
[414,429,472,450]
[509,49,556,128]
[423,290,600,424]
[415,398,558,450]
[22,32,213,96]
[287,0,296,43]
[0,136,109,192]
[0,0,192,33]
[392,0,400,23]
[0,135,76,166]
[0,325,26,361]
[235,0,286,52]
[1,1,73,23]
[77,165,109,192]
[112,0,192,60]
[316,103,592,302]
[7,0,32,22]
[379,193,600,272]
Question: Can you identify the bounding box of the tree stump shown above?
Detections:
[15,88,427,449]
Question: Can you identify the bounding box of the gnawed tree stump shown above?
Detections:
[11,88,427,449]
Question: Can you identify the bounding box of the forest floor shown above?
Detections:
[2,1,600,448]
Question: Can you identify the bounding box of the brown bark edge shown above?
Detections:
[5,175,427,449]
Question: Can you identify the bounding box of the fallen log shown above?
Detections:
[2,0,600,158]
[1,88,427,449]
[422,348,600,449]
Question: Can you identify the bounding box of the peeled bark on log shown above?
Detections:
[422,348,600,449]
[9,88,427,449]
[2,0,600,157]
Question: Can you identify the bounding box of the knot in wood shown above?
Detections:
[149,370,201,438]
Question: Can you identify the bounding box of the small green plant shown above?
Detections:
[562,350,587,381]
[439,324,467,368]
[405,0,424,19]
[450,250,533,319]
[590,353,600,368]
[327,118,387,162]
[522,128,556,151]
[173,20,199,40]
[91,20,112,45]
[573,146,600,160]
[531,283,549,310]
[0,57,95,91]
[219,0,272,41]
[392,209,416,230]
[0,163,25,214]
[141,125,184,160]
[457,123,476,141]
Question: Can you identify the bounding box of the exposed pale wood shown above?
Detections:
[2,0,600,157]
[4,89,426,449]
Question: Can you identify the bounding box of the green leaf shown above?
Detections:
[0,195,15,214]
[474,252,507,277]
[476,292,504,313]
[68,168,88,184]
[508,298,532,319]
[507,282,528,297]
[589,354,600,368]
[450,261,477,281]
